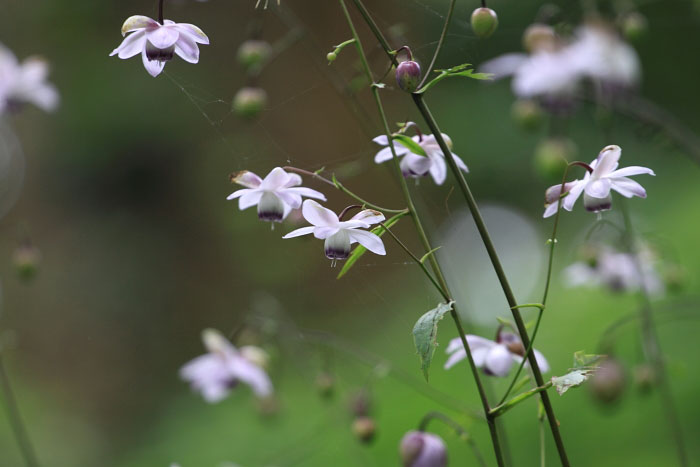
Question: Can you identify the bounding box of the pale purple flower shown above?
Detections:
[445,332,549,377]
[543,145,654,217]
[0,43,58,114]
[400,431,447,467]
[180,329,272,402]
[227,167,326,223]
[110,16,209,77]
[283,199,386,261]
[373,133,468,185]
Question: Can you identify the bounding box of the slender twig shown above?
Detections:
[338,2,505,464]
[419,411,488,467]
[620,203,688,466]
[158,0,164,24]
[417,0,458,90]
[0,356,40,467]
[490,382,553,417]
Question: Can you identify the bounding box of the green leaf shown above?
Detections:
[412,301,454,381]
[336,212,406,279]
[419,246,442,264]
[573,351,604,368]
[416,63,493,94]
[392,134,427,157]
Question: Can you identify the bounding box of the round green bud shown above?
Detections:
[511,99,544,132]
[352,416,376,443]
[326,52,338,62]
[590,358,626,404]
[533,138,576,182]
[13,245,40,282]
[622,12,648,43]
[237,40,272,70]
[471,8,499,38]
[523,23,556,53]
[232,87,267,119]
[396,60,421,93]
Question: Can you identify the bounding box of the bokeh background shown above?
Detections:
[1,0,699,465]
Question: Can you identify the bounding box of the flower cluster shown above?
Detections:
[0,43,58,114]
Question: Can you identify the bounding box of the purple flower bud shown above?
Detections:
[400,431,447,467]
[352,416,376,443]
[471,8,498,38]
[590,357,626,404]
[396,60,421,93]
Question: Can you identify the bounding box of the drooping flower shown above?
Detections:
[110,16,209,77]
[180,329,272,403]
[444,332,549,377]
[400,431,448,467]
[373,133,468,185]
[0,44,59,114]
[227,167,326,223]
[283,200,386,261]
[542,145,654,217]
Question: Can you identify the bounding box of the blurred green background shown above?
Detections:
[0,0,699,465]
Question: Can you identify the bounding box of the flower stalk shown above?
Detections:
[0,355,40,467]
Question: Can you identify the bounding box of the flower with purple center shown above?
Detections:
[179,329,272,403]
[227,167,326,223]
[110,15,209,77]
[283,199,386,262]
[400,431,448,467]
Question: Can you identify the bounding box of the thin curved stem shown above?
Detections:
[0,356,40,467]
[417,0,458,90]
[419,411,488,467]
[158,0,164,23]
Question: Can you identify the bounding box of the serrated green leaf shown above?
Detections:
[336,212,406,279]
[412,301,454,381]
[392,134,427,157]
[416,63,493,94]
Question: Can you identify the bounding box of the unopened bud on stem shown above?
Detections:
[471,8,499,38]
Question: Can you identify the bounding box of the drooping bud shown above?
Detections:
[471,8,499,38]
[621,12,648,43]
[257,192,285,222]
[237,40,272,70]
[590,357,626,404]
[633,363,656,393]
[326,52,338,63]
[497,332,525,357]
[396,60,421,93]
[523,24,557,53]
[534,138,576,182]
[544,181,578,206]
[232,87,267,119]
[352,416,376,443]
[400,431,447,467]
[511,99,544,132]
[13,244,41,282]
[315,372,335,398]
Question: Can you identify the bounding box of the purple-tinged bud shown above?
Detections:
[534,138,576,182]
[237,40,272,69]
[13,244,41,282]
[621,12,648,43]
[511,99,544,132]
[352,416,376,443]
[315,372,335,398]
[590,357,626,404]
[400,431,447,467]
[633,363,656,394]
[471,8,499,38]
[396,60,421,93]
[523,24,557,53]
[232,87,267,119]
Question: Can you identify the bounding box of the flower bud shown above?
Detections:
[471,8,498,38]
[590,357,626,404]
[13,244,40,282]
[400,431,447,467]
[352,416,376,443]
[511,99,544,132]
[326,52,337,62]
[523,24,557,53]
[315,372,335,398]
[396,60,421,93]
[232,87,267,119]
[621,12,648,43]
[533,138,576,182]
[633,363,656,394]
[237,40,272,70]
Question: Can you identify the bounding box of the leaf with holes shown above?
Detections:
[412,301,454,381]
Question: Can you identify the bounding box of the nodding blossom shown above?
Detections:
[179,329,272,403]
[283,199,386,262]
[543,145,654,217]
[373,132,468,185]
[400,431,448,467]
[564,245,664,296]
[227,167,326,223]
[444,332,549,377]
[110,16,209,77]
[0,44,58,114]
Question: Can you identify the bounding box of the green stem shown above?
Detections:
[417,0,458,90]
[0,356,40,467]
[338,2,505,464]
[490,382,553,417]
[419,411,488,467]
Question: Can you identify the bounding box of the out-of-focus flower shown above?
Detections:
[0,44,59,114]
[227,167,326,223]
[590,357,626,404]
[283,200,386,261]
[543,145,654,217]
[444,332,549,376]
[352,416,376,443]
[110,16,209,77]
[232,87,267,119]
[180,329,272,403]
[373,132,468,185]
[400,431,448,467]
[563,245,664,295]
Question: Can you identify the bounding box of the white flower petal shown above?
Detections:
[479,53,528,79]
[561,180,586,211]
[261,167,291,190]
[239,190,263,210]
[584,178,612,198]
[141,49,165,77]
[226,187,253,200]
[543,202,560,218]
[172,23,210,44]
[301,199,338,227]
[373,135,389,145]
[283,187,326,201]
[121,15,158,36]
[275,190,302,209]
[349,209,385,226]
[231,170,262,189]
[282,173,303,188]
[484,345,514,377]
[594,145,621,176]
[611,177,647,198]
[146,26,180,49]
[111,31,147,58]
[444,348,466,370]
[347,230,386,255]
[229,355,272,397]
[282,226,315,239]
[312,226,340,239]
[174,33,200,63]
[451,153,469,172]
[428,154,447,185]
[607,166,655,178]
